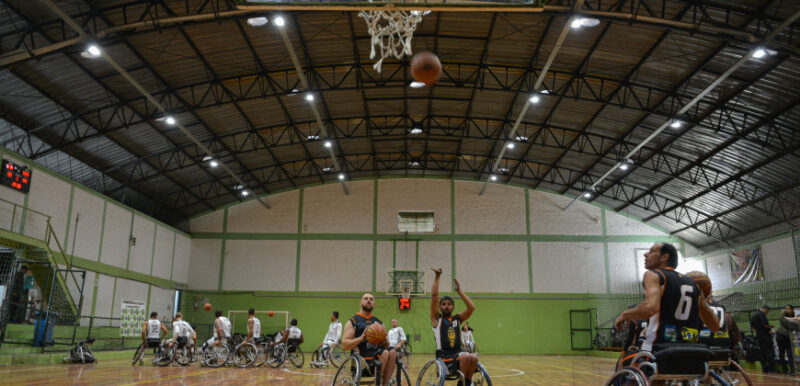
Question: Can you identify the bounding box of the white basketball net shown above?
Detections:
[358,6,429,73]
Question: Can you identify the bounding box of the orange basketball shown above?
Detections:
[410,51,442,86]
[365,323,387,346]
[686,271,712,298]
[268,311,275,317]
[203,303,212,312]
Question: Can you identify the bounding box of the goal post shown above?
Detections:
[228,310,290,338]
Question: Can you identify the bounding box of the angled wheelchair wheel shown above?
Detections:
[154,343,173,367]
[329,344,346,368]
[132,343,145,366]
[268,345,286,368]
[604,367,648,386]
[254,343,268,367]
[415,358,446,386]
[203,343,230,368]
[289,346,305,368]
[234,342,258,368]
[400,345,411,368]
[174,345,192,366]
[332,355,362,386]
[392,361,413,386]
[470,362,492,386]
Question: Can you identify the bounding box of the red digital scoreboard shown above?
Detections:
[1,160,32,193]
[399,297,411,310]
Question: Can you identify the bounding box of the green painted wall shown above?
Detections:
[181,290,594,355]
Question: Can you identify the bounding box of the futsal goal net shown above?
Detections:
[228,310,290,339]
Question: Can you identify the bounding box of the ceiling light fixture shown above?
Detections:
[490,175,498,181]
[246,17,269,27]
[305,93,314,102]
[165,116,176,125]
[324,140,332,148]
[209,160,219,168]
[751,48,767,59]
[84,45,101,58]
[529,95,540,104]
[506,142,515,149]
[241,190,250,197]
[409,128,423,134]
[322,167,332,173]
[338,173,346,180]
[670,120,682,129]
[409,81,426,88]
[410,161,420,167]
[274,16,285,27]
[515,136,528,142]
[307,135,319,140]
[583,192,592,198]
[619,163,629,171]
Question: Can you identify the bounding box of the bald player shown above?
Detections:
[341,293,396,386]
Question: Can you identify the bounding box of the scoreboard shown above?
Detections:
[1,160,32,193]
[399,297,411,310]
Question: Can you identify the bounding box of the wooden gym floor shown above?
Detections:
[2,354,799,385]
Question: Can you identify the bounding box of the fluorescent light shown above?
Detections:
[506,143,515,149]
[274,16,285,27]
[241,190,250,197]
[490,175,497,181]
[515,136,528,142]
[202,155,213,162]
[165,116,176,125]
[291,89,300,93]
[307,135,319,140]
[409,81,426,88]
[751,48,767,58]
[324,140,332,148]
[410,128,423,134]
[305,93,314,102]
[529,95,540,104]
[246,17,269,27]
[571,18,584,29]
[322,167,332,173]
[86,45,101,58]
[338,173,345,180]
[583,192,592,198]
[209,160,219,168]
[670,120,682,129]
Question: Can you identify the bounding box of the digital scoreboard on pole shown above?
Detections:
[1,160,32,193]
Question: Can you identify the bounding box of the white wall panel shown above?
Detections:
[93,274,116,318]
[189,239,222,290]
[530,191,602,235]
[376,241,394,293]
[227,191,299,233]
[188,210,224,233]
[115,278,149,312]
[25,171,70,245]
[303,181,373,233]
[152,226,174,279]
[532,242,606,293]
[128,216,155,275]
[762,237,796,281]
[418,242,451,292]
[172,235,191,283]
[608,242,652,293]
[67,189,104,260]
[605,210,666,236]
[299,240,372,292]
[222,240,297,291]
[394,241,417,269]
[377,179,451,234]
[454,181,525,234]
[100,204,131,268]
[706,254,733,290]
[149,286,175,321]
[456,242,528,293]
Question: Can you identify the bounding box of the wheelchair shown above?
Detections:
[132,338,172,366]
[286,339,305,368]
[170,336,194,366]
[605,343,753,386]
[415,354,492,386]
[63,338,97,364]
[201,338,231,368]
[311,341,346,368]
[332,349,413,386]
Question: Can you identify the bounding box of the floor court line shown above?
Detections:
[119,369,217,385]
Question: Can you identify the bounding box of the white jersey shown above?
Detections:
[388,327,407,347]
[461,329,474,345]
[324,321,342,343]
[250,317,261,338]
[173,320,194,338]
[214,317,232,339]
[288,325,302,340]
[146,319,162,340]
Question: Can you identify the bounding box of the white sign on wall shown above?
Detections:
[120,300,146,337]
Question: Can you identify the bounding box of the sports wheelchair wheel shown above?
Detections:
[132,343,145,366]
[203,343,230,368]
[329,343,346,368]
[234,342,258,368]
[332,355,362,385]
[416,358,446,386]
[470,363,492,386]
[709,361,753,386]
[288,346,304,368]
[603,367,648,386]
[154,342,173,367]
[254,342,268,367]
[268,345,287,368]
[399,344,411,368]
[174,345,192,366]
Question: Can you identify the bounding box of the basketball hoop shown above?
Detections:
[358,5,430,73]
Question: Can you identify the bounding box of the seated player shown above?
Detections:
[203,310,232,350]
[143,311,167,349]
[686,272,731,350]
[430,267,478,379]
[276,318,304,351]
[461,322,475,353]
[169,312,196,348]
[387,319,407,352]
[614,243,719,356]
[313,311,342,366]
[341,293,397,386]
[245,308,261,344]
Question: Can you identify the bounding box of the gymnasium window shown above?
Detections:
[398,211,435,233]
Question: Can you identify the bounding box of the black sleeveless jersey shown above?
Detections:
[641,267,703,351]
[699,299,730,347]
[433,315,462,357]
[349,312,381,354]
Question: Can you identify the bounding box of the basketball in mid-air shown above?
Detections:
[203,303,212,312]
[686,271,712,298]
[365,323,388,346]
[410,51,442,86]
